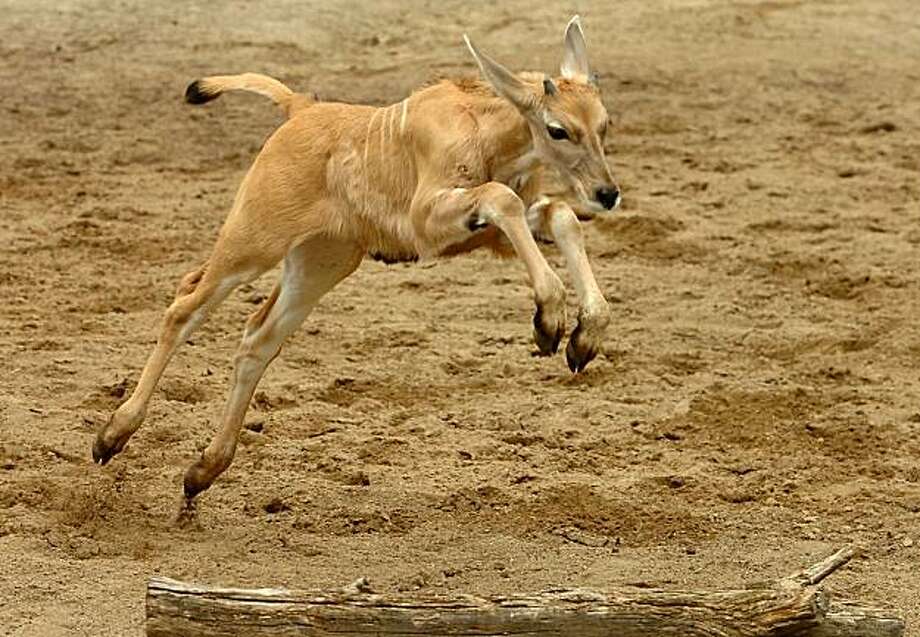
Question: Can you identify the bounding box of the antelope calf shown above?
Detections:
[93,16,621,500]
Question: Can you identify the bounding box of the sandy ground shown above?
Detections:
[1,0,919,634]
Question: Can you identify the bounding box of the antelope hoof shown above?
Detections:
[93,404,146,465]
[92,436,122,465]
[183,455,218,500]
[533,305,564,356]
[92,425,130,465]
[565,320,600,373]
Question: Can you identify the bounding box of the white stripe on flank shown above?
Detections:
[363,109,380,213]
[399,98,409,135]
[363,109,379,175]
[380,105,394,186]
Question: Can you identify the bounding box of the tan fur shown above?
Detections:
[194,72,315,117]
[93,17,619,499]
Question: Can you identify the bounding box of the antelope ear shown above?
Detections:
[561,15,591,80]
[463,34,537,111]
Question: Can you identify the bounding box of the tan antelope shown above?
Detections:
[93,16,620,500]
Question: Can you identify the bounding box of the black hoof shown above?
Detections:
[533,305,564,356]
[183,474,208,501]
[565,321,598,374]
[91,435,124,466]
[183,458,213,500]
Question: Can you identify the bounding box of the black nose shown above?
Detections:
[596,187,620,210]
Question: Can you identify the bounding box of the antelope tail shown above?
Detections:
[184,73,315,118]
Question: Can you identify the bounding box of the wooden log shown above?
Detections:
[145,546,905,637]
[814,602,906,637]
[147,579,824,637]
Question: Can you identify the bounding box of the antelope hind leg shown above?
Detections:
[182,237,363,500]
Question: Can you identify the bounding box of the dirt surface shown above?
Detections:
[2,0,919,634]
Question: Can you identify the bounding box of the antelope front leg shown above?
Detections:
[534,201,610,373]
[417,183,566,355]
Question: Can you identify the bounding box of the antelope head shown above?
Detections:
[465,15,620,215]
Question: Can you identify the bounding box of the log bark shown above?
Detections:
[813,602,906,637]
[145,546,904,637]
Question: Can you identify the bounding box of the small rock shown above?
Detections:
[903,537,914,548]
[805,422,826,435]
[667,476,685,489]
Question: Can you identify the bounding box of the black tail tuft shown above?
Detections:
[185,80,218,105]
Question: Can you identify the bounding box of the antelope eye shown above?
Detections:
[546,125,569,141]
